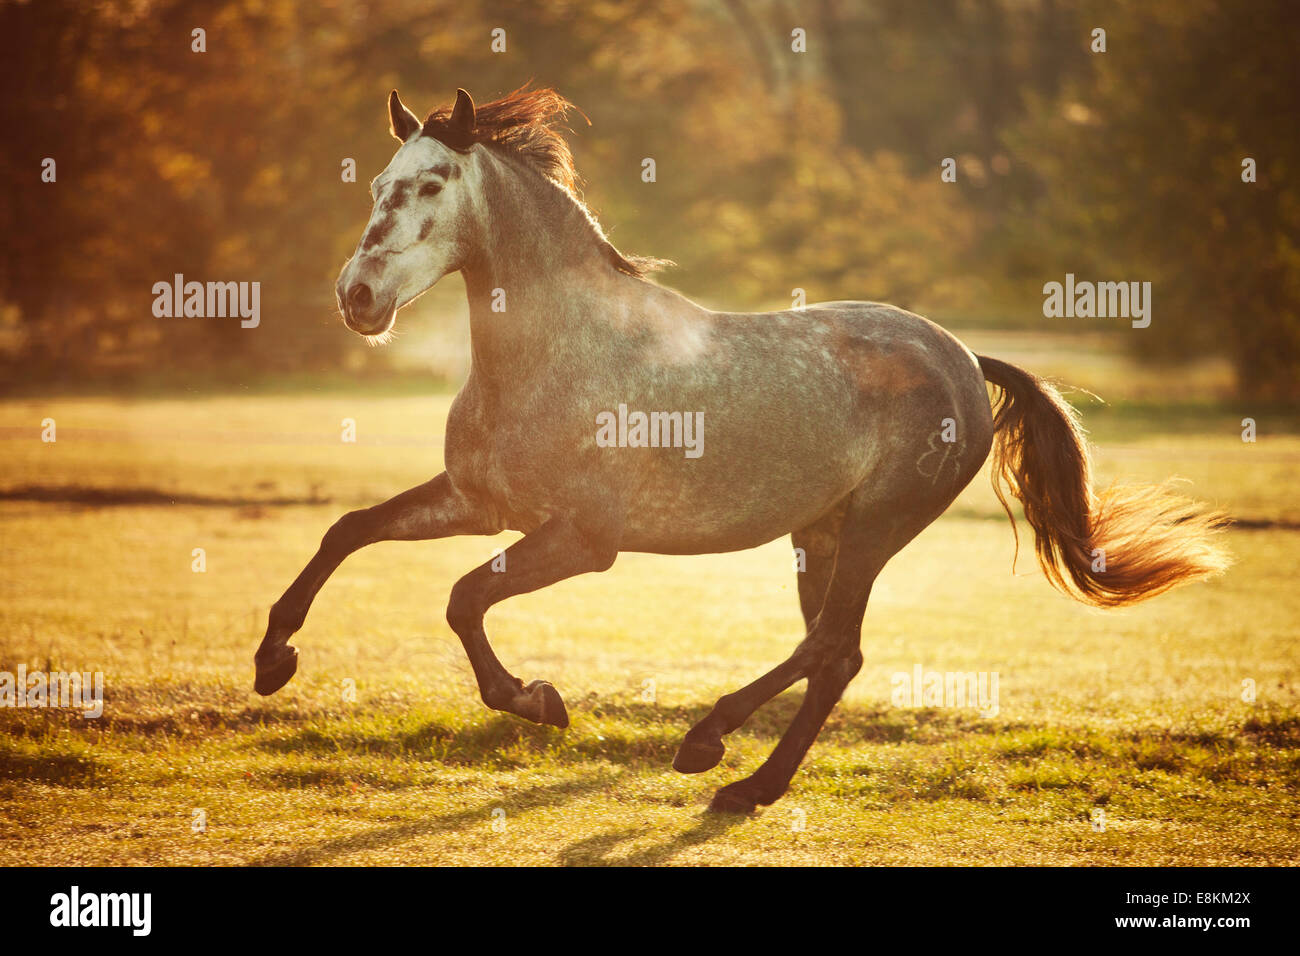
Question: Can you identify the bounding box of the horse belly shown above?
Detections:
[613,439,867,554]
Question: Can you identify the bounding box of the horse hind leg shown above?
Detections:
[672,503,845,774]
[708,486,937,814]
[795,500,846,629]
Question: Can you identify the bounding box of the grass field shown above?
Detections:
[1,340,1298,865]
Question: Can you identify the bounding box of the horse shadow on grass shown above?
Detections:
[243,694,1027,865]
[556,812,749,867]
[245,769,621,866]
[246,775,748,867]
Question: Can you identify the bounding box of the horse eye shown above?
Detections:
[419,182,443,198]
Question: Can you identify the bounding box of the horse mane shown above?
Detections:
[423,85,669,279]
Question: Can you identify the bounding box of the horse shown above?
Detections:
[253,86,1230,814]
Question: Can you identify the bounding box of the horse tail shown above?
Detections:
[976,354,1231,607]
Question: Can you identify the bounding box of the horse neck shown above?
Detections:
[459,150,616,381]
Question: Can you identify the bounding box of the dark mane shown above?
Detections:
[423,85,668,279]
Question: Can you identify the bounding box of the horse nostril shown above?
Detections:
[346,283,373,311]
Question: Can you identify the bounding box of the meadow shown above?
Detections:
[1,333,1298,866]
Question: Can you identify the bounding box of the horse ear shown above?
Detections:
[388,90,421,142]
[449,89,476,140]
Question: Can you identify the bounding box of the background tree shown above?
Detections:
[1,0,1295,399]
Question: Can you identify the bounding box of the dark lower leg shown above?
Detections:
[254,473,496,694]
[708,517,879,812]
[710,642,863,812]
[674,638,823,773]
[445,516,619,727]
[672,518,842,773]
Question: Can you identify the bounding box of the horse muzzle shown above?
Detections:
[338,279,396,336]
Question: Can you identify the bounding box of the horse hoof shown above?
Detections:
[523,679,569,729]
[708,783,760,815]
[673,737,725,774]
[254,645,298,696]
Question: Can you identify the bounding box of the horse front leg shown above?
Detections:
[254,472,499,694]
[444,515,619,727]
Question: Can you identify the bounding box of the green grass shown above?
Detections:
[1,370,1298,865]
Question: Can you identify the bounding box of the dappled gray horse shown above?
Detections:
[254,87,1229,813]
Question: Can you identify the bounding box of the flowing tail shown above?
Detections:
[976,354,1231,607]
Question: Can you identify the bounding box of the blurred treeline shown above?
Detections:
[1,0,1297,398]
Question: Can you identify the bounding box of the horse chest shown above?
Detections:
[444,399,555,524]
